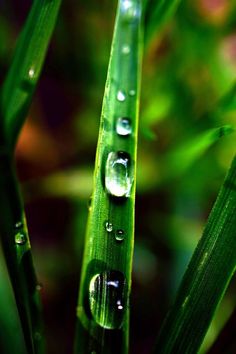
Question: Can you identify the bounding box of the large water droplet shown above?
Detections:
[121,0,141,22]
[105,151,133,197]
[116,117,132,136]
[89,271,126,329]
[15,232,27,245]
[115,230,125,242]
[105,221,113,233]
[117,90,126,102]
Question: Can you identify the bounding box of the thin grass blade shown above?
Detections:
[0,0,61,147]
[155,155,236,353]
[74,0,143,353]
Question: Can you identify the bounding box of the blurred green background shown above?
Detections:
[0,0,236,353]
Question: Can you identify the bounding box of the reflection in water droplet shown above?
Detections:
[15,221,23,229]
[105,221,113,233]
[129,89,136,96]
[121,0,141,22]
[15,232,27,245]
[89,270,126,329]
[105,151,133,197]
[28,68,35,78]
[115,230,125,242]
[121,44,130,55]
[117,90,126,102]
[116,117,132,136]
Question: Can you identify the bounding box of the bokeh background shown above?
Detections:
[0,0,236,353]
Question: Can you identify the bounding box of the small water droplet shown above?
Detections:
[105,151,133,198]
[88,196,92,211]
[28,68,35,78]
[115,230,125,242]
[116,117,132,136]
[121,44,130,55]
[89,270,126,329]
[129,89,136,96]
[36,283,43,291]
[15,232,27,245]
[121,0,141,22]
[117,90,126,102]
[105,221,113,233]
[15,221,23,229]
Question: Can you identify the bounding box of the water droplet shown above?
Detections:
[89,270,126,329]
[115,230,125,242]
[129,89,136,96]
[116,117,132,136]
[121,44,130,55]
[15,221,23,229]
[117,90,126,102]
[105,151,133,198]
[88,196,92,211]
[28,68,35,78]
[105,221,113,233]
[121,0,141,22]
[15,232,27,245]
[36,283,43,291]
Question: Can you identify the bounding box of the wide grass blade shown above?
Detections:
[74,0,143,353]
[0,0,62,147]
[155,155,236,353]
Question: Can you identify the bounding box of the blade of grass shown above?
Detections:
[0,1,61,353]
[74,0,143,353]
[144,0,182,45]
[0,0,61,148]
[154,155,236,353]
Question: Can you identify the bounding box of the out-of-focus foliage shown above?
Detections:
[0,0,235,353]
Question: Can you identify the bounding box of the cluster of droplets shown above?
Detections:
[105,221,125,243]
[89,271,126,329]
[14,221,27,246]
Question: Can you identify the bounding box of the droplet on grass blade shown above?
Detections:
[105,221,113,233]
[15,221,23,229]
[116,117,132,136]
[121,44,131,55]
[89,271,126,329]
[117,90,126,102]
[105,151,133,197]
[15,232,27,245]
[120,0,141,22]
[129,89,136,96]
[115,230,125,242]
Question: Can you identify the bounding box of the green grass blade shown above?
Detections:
[0,0,61,148]
[164,125,235,179]
[144,0,182,44]
[0,154,44,354]
[74,0,143,353]
[155,155,236,353]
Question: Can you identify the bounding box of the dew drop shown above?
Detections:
[121,44,130,55]
[15,221,23,229]
[129,89,136,96]
[88,196,92,211]
[117,90,126,102]
[105,151,133,198]
[36,283,43,291]
[28,68,35,78]
[116,117,132,136]
[15,232,27,245]
[105,221,113,233]
[121,0,141,22]
[89,270,126,329]
[115,229,125,242]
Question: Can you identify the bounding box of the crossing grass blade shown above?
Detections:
[154,155,236,354]
[144,0,182,44]
[74,1,143,353]
[0,1,61,353]
[0,0,62,148]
